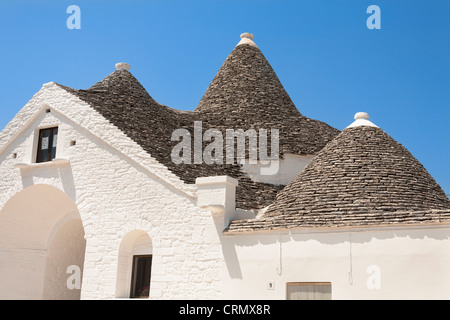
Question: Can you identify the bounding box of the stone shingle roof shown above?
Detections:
[226,124,450,232]
[57,69,184,166]
[226,209,450,233]
[52,34,449,228]
[56,35,340,210]
[196,38,339,156]
[57,72,284,210]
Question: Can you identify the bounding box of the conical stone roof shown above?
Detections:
[57,65,183,163]
[57,63,284,210]
[56,34,342,210]
[196,33,339,156]
[226,113,450,231]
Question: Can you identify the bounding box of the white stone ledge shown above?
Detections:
[195,176,238,187]
[14,158,70,169]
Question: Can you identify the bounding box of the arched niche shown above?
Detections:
[115,230,153,298]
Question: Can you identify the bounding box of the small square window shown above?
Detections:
[36,127,58,163]
[286,282,332,300]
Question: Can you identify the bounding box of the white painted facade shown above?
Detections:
[197,177,450,300]
[241,154,314,186]
[1,83,449,300]
[218,226,450,299]
[0,83,222,299]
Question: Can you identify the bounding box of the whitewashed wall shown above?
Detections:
[0,184,84,299]
[219,225,450,300]
[0,85,223,299]
[2,84,449,300]
[241,154,314,186]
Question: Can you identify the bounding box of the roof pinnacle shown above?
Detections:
[240,33,254,40]
[346,112,379,129]
[354,112,369,120]
[236,32,258,48]
[115,62,130,71]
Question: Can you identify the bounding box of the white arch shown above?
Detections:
[115,230,152,298]
[0,184,86,299]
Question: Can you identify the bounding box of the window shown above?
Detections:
[36,127,58,163]
[286,282,332,300]
[130,255,152,298]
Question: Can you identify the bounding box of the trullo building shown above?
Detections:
[0,33,449,300]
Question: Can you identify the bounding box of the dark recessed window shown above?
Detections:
[130,255,152,298]
[36,127,58,163]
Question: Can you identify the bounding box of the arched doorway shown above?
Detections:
[115,230,153,298]
[0,185,86,299]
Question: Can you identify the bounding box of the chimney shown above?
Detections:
[196,176,238,229]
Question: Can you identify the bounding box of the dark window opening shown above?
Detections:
[36,127,58,163]
[130,255,152,298]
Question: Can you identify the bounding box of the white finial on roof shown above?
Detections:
[115,62,130,71]
[346,112,379,129]
[236,32,258,48]
[354,112,369,120]
[240,33,254,40]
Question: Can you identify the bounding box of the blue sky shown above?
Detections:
[0,0,449,194]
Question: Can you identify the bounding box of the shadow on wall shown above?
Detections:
[211,213,243,280]
[218,224,450,280]
[224,224,450,247]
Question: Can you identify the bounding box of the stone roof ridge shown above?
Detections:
[225,208,450,233]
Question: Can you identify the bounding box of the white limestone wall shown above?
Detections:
[0,85,223,299]
[220,225,450,300]
[0,182,85,300]
[241,154,314,186]
[43,218,86,299]
[3,84,448,300]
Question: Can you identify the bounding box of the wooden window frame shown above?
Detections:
[286,282,332,300]
[129,254,152,299]
[36,127,58,163]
